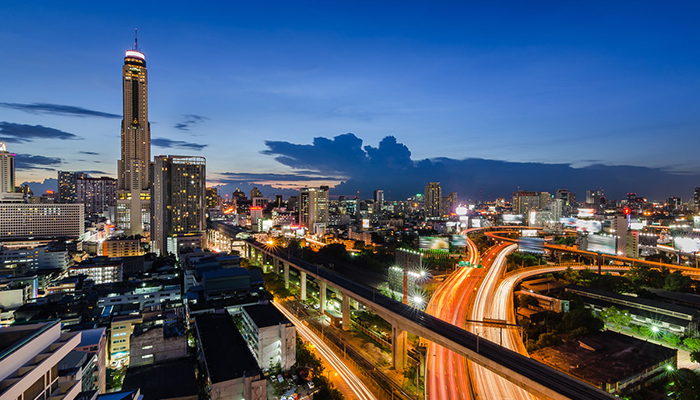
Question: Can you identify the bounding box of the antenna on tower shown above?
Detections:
[134,28,138,50]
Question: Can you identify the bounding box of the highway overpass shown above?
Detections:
[242,239,616,400]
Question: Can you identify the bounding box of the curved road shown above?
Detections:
[425,230,483,399]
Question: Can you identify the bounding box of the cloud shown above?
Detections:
[0,122,80,143]
[20,178,58,195]
[174,114,208,131]
[0,102,120,118]
[152,137,207,151]
[79,151,99,155]
[15,154,62,170]
[218,172,338,182]
[260,133,700,201]
[83,170,108,175]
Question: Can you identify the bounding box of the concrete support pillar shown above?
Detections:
[392,325,408,371]
[342,295,351,331]
[319,282,327,314]
[252,248,258,266]
[300,272,307,301]
[284,263,290,289]
[273,258,280,275]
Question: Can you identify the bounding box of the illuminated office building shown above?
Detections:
[152,155,206,255]
[299,186,329,232]
[425,182,442,218]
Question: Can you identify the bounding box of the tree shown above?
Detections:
[519,294,540,309]
[600,306,631,330]
[319,243,349,261]
[664,271,692,292]
[663,333,682,347]
[690,351,700,364]
[683,337,700,352]
[668,368,700,400]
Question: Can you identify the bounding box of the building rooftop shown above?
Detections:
[122,357,197,400]
[567,285,698,317]
[0,327,42,356]
[76,327,105,348]
[530,331,677,389]
[195,313,260,383]
[201,267,249,280]
[244,303,290,328]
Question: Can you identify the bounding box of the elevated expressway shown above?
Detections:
[242,239,617,400]
[424,230,483,399]
[468,244,632,400]
[485,229,700,277]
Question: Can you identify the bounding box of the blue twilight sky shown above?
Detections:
[0,1,699,201]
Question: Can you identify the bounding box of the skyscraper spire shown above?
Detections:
[134,28,138,50]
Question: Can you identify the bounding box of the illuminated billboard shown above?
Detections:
[674,237,700,253]
[452,235,468,247]
[629,219,646,231]
[578,208,595,218]
[576,220,601,233]
[586,234,616,255]
[560,217,577,227]
[519,237,545,254]
[419,237,450,252]
[503,214,523,224]
[521,230,539,237]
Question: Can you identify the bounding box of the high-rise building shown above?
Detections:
[250,187,263,199]
[58,171,89,203]
[76,177,117,220]
[442,191,458,215]
[512,191,552,216]
[205,187,220,209]
[0,321,81,400]
[117,35,151,235]
[0,143,14,196]
[374,190,384,205]
[299,186,329,232]
[425,182,442,218]
[694,187,700,212]
[0,143,23,203]
[152,155,206,255]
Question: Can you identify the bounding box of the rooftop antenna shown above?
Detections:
[134,28,138,51]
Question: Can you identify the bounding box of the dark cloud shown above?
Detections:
[152,137,207,151]
[261,133,700,201]
[79,151,99,155]
[174,114,208,131]
[219,172,338,182]
[211,182,299,199]
[21,178,58,195]
[15,154,62,170]
[0,122,80,143]
[83,170,108,175]
[0,102,120,118]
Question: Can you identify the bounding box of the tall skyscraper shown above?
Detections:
[424,182,442,218]
[152,155,206,255]
[0,143,23,203]
[373,190,384,205]
[117,33,151,235]
[299,186,329,232]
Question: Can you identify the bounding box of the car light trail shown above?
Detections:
[273,302,377,400]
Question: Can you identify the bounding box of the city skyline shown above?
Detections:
[1,2,699,201]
